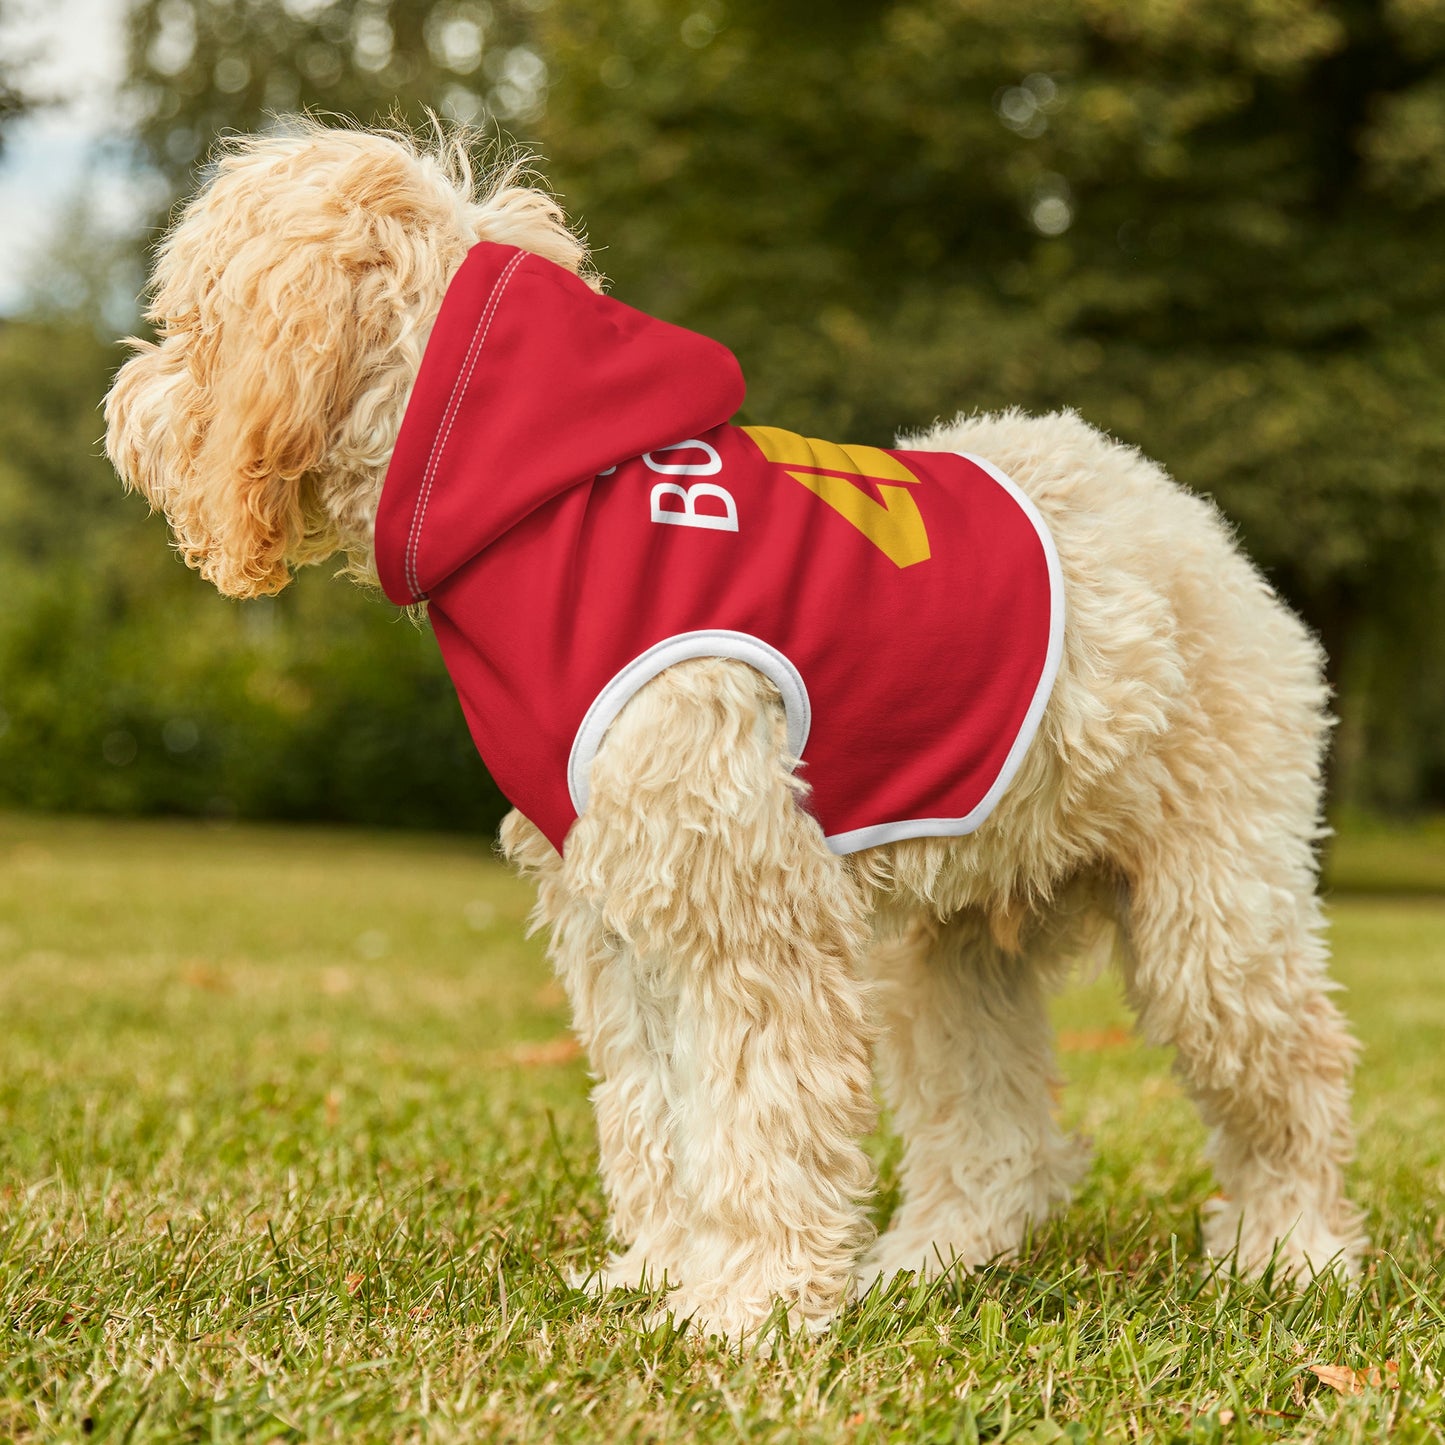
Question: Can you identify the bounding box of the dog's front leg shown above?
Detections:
[565,659,878,1344]
[500,809,688,1290]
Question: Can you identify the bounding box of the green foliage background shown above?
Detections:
[3,0,1444,826]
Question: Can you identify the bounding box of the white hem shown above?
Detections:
[567,630,812,818]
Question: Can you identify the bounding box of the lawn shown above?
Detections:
[1,812,1442,1443]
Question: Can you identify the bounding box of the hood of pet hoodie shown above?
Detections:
[376,242,1064,856]
[376,243,745,604]
[374,242,748,844]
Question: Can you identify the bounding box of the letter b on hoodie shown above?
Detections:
[646,437,738,533]
[650,480,739,533]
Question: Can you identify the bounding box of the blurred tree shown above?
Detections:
[0,315,510,829]
[0,0,36,151]
[0,0,542,832]
[538,0,1445,809]
[55,0,1445,817]
[125,0,543,183]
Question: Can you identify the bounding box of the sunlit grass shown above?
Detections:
[2,812,1442,1442]
[1325,811,1445,896]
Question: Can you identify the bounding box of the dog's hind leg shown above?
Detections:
[1120,824,1363,1279]
[564,659,878,1342]
[859,912,1088,1290]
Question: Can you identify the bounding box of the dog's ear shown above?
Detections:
[106,131,463,599]
[105,127,592,597]
[107,235,383,599]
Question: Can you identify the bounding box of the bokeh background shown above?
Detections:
[2,0,1444,834]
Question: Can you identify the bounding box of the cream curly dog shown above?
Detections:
[105,123,1363,1342]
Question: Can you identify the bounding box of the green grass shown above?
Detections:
[1,812,1442,1443]
[1324,811,1445,896]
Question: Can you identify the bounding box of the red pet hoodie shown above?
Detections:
[375,244,1063,855]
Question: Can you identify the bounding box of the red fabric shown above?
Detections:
[375,243,1061,854]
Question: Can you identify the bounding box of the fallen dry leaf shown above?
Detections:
[1310,1362,1399,1395]
[1056,1027,1133,1052]
[498,1037,584,1068]
[344,1273,365,1296]
[180,960,230,993]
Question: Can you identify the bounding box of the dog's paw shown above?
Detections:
[1202,1196,1365,1282]
[859,1220,1020,1294]
[570,1245,674,1296]
[645,1287,837,1350]
[860,1138,1091,1295]
[855,1243,982,1296]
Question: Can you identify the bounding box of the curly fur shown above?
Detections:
[106,119,590,598]
[105,122,1365,1344]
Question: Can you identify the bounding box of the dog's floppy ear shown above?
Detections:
[187,237,376,598]
[106,130,458,599]
[106,126,591,597]
[107,232,382,599]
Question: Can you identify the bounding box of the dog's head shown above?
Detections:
[105,121,589,597]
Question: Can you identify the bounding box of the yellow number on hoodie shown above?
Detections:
[741,425,931,568]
